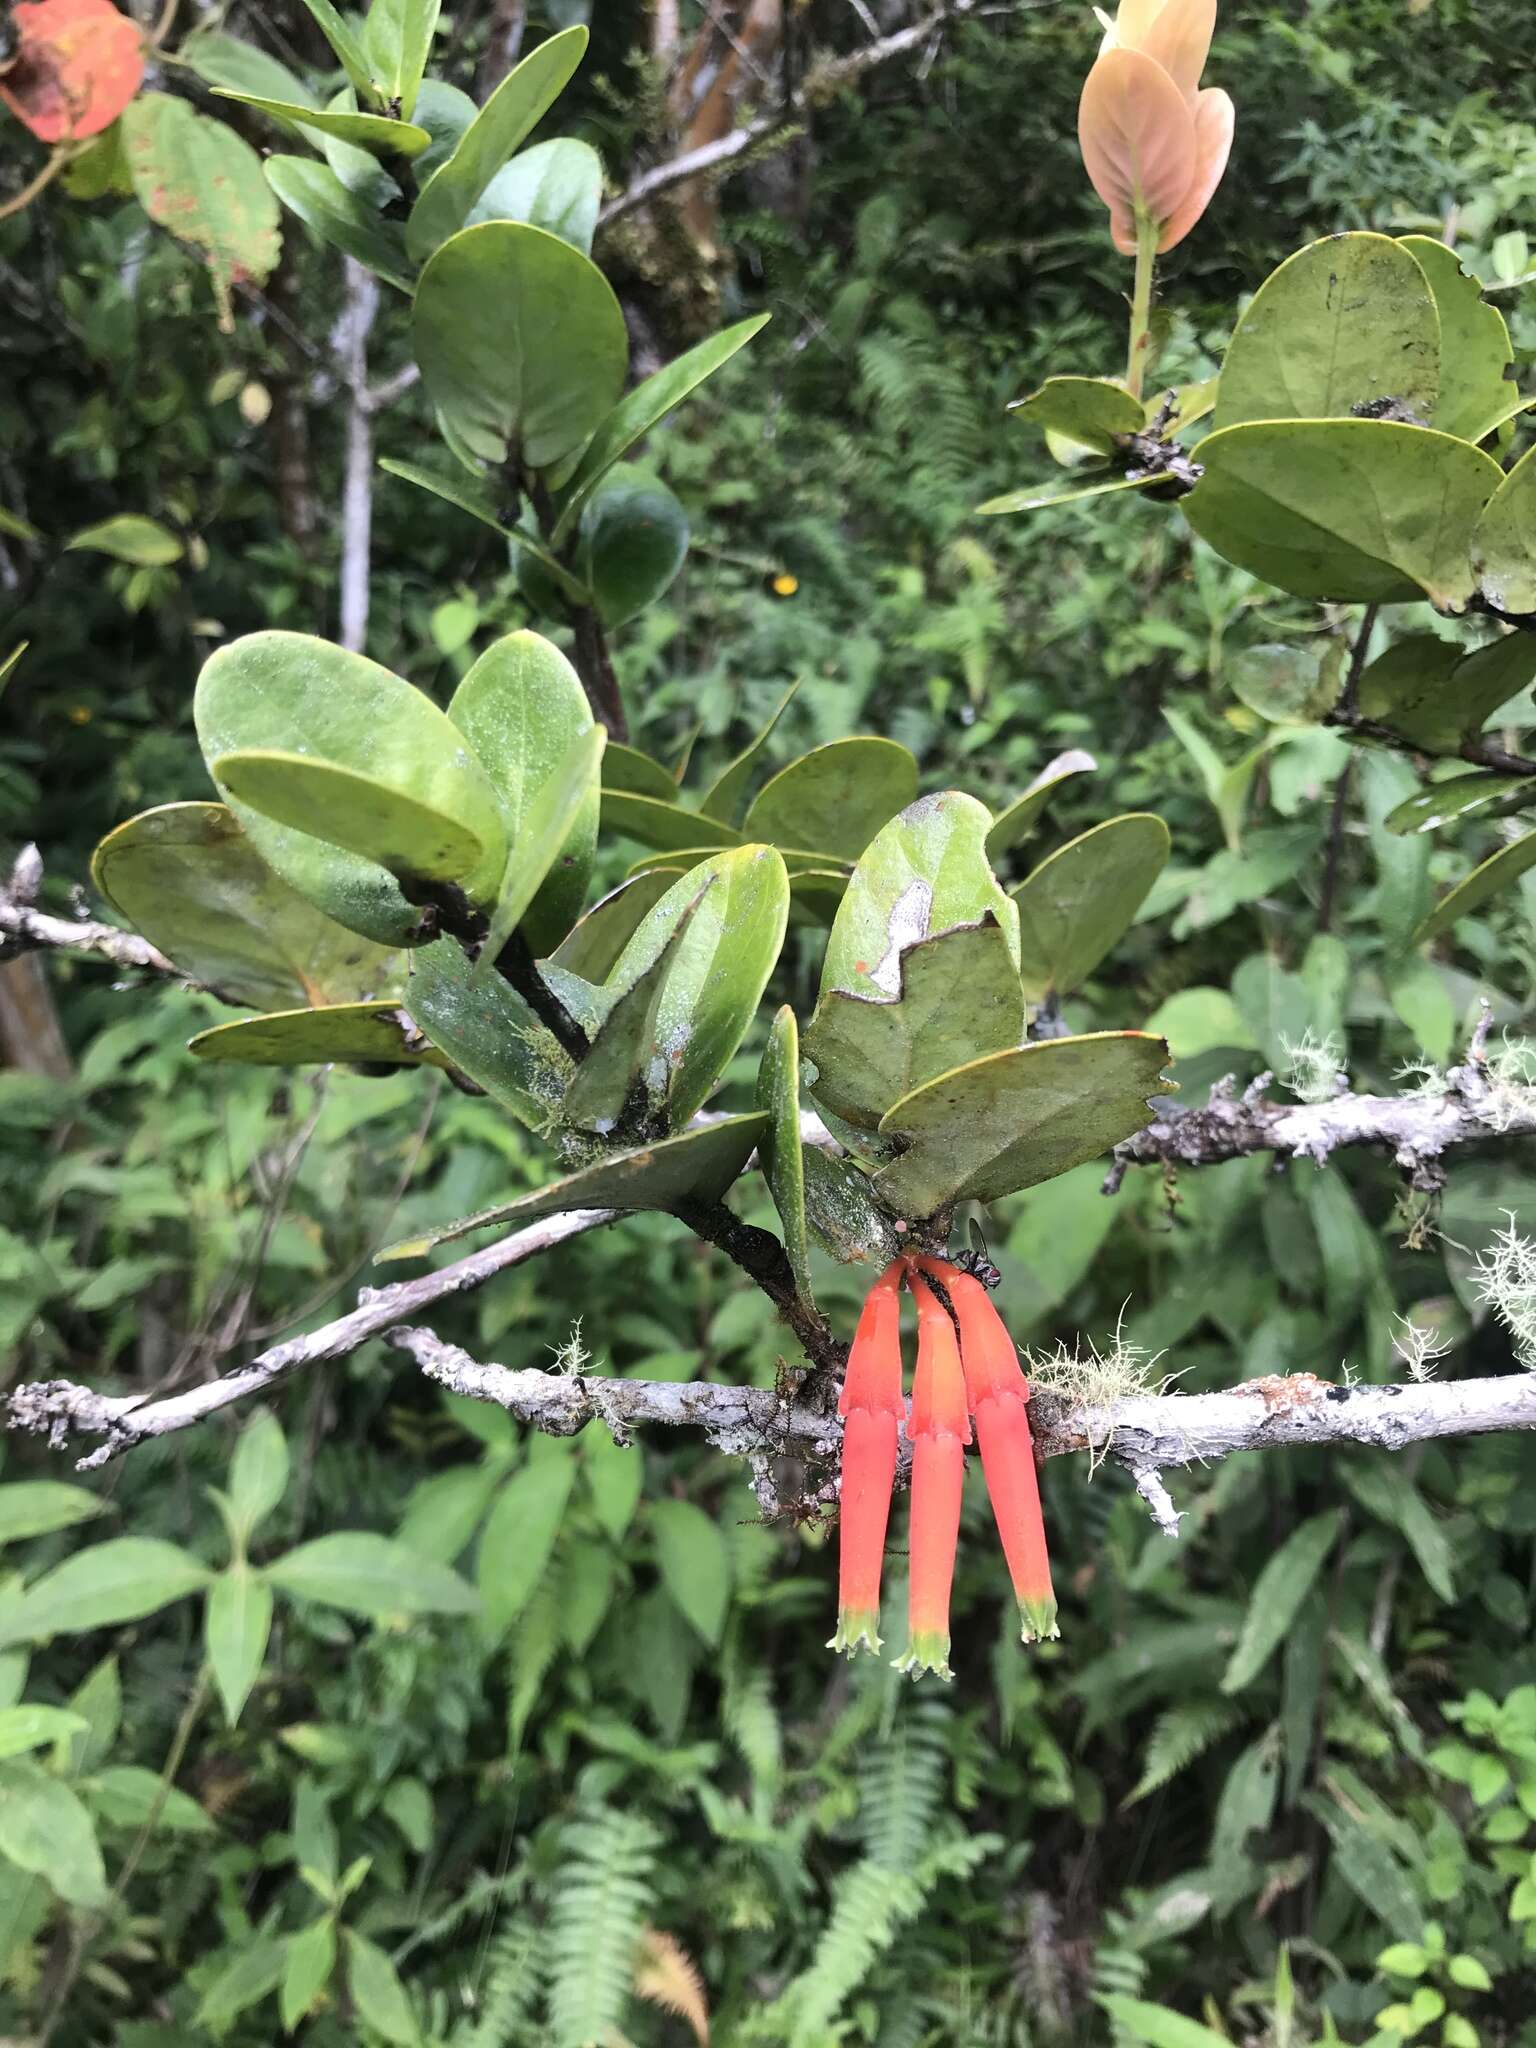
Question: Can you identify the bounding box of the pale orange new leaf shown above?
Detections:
[634,1926,710,2047]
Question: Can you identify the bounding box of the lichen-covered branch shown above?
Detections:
[386,1328,1536,1531]
[1104,1013,1532,1194]
[0,846,184,983]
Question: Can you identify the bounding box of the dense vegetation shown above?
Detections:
[3,1,1536,2043]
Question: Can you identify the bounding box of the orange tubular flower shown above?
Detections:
[921,1260,1059,1646]
[1078,0,1235,255]
[899,1273,973,1681]
[829,1260,907,1659]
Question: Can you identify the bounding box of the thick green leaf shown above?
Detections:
[562,890,704,1133]
[406,25,588,259]
[551,314,771,546]
[788,867,851,927]
[1399,235,1518,443]
[413,221,627,471]
[1221,1510,1344,1692]
[601,790,744,854]
[466,136,602,253]
[601,744,679,801]
[599,847,790,1128]
[1012,813,1170,998]
[188,1001,450,1069]
[404,76,477,177]
[380,456,514,533]
[214,750,501,898]
[344,1929,419,2046]
[264,1534,477,1617]
[1,1538,212,1646]
[180,30,319,115]
[295,0,374,100]
[977,472,1168,517]
[377,1112,769,1261]
[756,1005,812,1301]
[449,631,601,956]
[699,680,800,824]
[1384,772,1527,835]
[1009,375,1144,453]
[1228,642,1344,726]
[1213,233,1439,432]
[1413,828,1536,942]
[65,514,181,565]
[1368,626,1531,757]
[742,737,918,863]
[873,1032,1170,1218]
[801,1148,901,1268]
[123,95,282,322]
[210,89,430,155]
[0,1481,105,1546]
[1471,441,1536,617]
[228,1411,290,1544]
[0,1762,106,1907]
[405,939,566,1127]
[195,631,508,937]
[650,1499,731,1646]
[478,1451,575,1639]
[1099,1997,1232,2048]
[282,1917,337,2031]
[205,1566,273,1727]
[985,748,1097,859]
[575,468,689,629]
[1183,420,1503,608]
[550,871,676,983]
[805,921,1023,1132]
[819,791,1017,1005]
[264,157,414,291]
[93,802,401,1010]
[362,0,440,120]
[0,1705,88,1760]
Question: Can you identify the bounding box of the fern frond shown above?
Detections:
[545,1809,659,2048]
[722,1646,781,1812]
[454,1918,543,2048]
[860,1699,950,1870]
[1124,1699,1246,1806]
[633,1927,710,2046]
[783,1859,926,2048]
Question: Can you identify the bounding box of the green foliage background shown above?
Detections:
[3,1,1536,2042]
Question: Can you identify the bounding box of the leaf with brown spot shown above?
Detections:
[122,93,280,328]
[0,0,143,145]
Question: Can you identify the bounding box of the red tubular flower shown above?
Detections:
[898,1273,973,1681]
[921,1259,1059,1645]
[829,1259,906,1659]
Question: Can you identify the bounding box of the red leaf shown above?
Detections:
[1,0,144,146]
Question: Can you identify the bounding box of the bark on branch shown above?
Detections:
[1104,1012,1533,1194]
[599,0,972,228]
[386,1326,1536,1533]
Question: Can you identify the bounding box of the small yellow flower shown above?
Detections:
[771,572,799,598]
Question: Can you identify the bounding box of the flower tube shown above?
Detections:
[829,1260,906,1659]
[922,1260,1058,1645]
[898,1272,972,1680]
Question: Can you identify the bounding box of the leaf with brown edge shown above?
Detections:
[122,94,280,328]
[0,0,144,145]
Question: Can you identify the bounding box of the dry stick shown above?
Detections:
[387,1327,1536,1534]
[599,0,971,228]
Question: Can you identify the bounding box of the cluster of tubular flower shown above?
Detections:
[829,1257,1057,1682]
[1077,0,1235,256]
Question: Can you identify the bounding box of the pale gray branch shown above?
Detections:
[1104,1012,1530,1193]
[384,1329,1536,1528]
[6,1209,619,1470]
[599,0,968,228]
[0,845,183,982]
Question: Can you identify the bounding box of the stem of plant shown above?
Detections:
[1125,210,1160,401]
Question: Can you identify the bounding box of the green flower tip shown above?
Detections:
[828,1609,882,1660]
[1019,1595,1060,1646]
[893,1630,954,1682]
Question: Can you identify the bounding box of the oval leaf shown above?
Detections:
[188,1001,450,1069]
[1399,235,1517,445]
[755,1005,812,1301]
[466,135,602,253]
[264,1533,476,1618]
[1213,233,1440,432]
[1012,813,1170,998]
[377,1112,769,1262]
[413,220,628,472]
[743,737,918,863]
[873,1031,1171,1219]
[1471,440,1536,618]
[93,802,400,1010]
